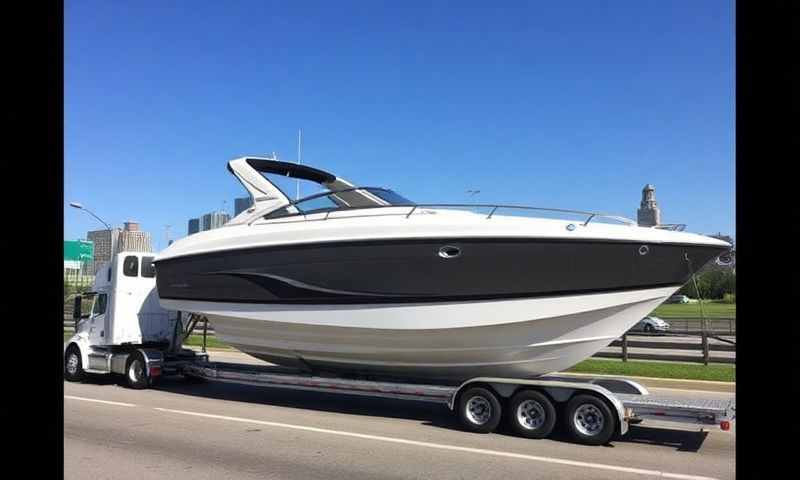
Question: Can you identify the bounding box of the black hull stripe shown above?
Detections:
[158,282,684,306]
[155,237,726,264]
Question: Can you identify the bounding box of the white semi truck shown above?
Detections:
[64,250,734,445]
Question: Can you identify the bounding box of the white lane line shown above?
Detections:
[154,407,718,480]
[65,395,137,407]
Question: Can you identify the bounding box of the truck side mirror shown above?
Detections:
[73,295,82,330]
[73,295,81,321]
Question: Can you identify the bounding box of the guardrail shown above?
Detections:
[652,318,736,335]
[594,332,736,365]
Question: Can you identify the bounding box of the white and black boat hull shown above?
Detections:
[162,285,679,383]
[155,228,728,382]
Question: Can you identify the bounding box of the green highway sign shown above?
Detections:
[64,240,94,261]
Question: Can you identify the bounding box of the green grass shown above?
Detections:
[651,301,736,319]
[566,358,735,382]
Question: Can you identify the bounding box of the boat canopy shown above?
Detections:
[226,156,403,225]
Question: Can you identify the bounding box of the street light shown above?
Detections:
[69,201,112,230]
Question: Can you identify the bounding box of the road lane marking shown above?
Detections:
[154,407,718,480]
[65,395,136,407]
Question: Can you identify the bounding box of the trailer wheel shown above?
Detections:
[457,386,502,434]
[125,352,150,390]
[564,394,616,445]
[508,389,556,439]
[64,345,84,382]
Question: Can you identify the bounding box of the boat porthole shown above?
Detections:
[639,245,649,255]
[566,223,576,231]
[438,246,461,259]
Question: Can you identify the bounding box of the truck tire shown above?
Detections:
[564,394,616,445]
[457,386,502,434]
[125,352,150,389]
[64,345,84,382]
[507,389,556,439]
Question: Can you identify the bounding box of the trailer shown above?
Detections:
[64,251,735,446]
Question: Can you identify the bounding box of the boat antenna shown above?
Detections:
[296,128,302,200]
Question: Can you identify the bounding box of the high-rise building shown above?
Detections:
[234,196,252,216]
[188,218,200,235]
[201,211,231,231]
[637,184,662,227]
[87,228,121,274]
[118,220,153,252]
[87,222,152,272]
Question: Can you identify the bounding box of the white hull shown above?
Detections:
[162,285,678,382]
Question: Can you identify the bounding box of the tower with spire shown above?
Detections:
[637,184,662,226]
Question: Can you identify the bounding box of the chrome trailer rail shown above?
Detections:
[618,393,735,427]
[180,361,733,434]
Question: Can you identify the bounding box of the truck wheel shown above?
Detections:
[64,345,84,382]
[125,352,150,390]
[564,394,616,445]
[457,386,502,434]
[508,389,556,439]
[644,324,654,333]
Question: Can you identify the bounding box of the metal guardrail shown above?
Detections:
[650,318,736,335]
[595,331,736,365]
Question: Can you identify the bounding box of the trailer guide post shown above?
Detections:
[65,251,734,446]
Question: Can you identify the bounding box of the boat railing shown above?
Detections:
[248,187,638,227]
[402,204,637,226]
[653,224,687,231]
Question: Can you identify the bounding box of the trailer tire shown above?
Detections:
[64,345,84,382]
[508,389,556,439]
[125,352,150,390]
[456,386,502,434]
[564,394,616,445]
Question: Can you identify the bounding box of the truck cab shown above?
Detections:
[65,251,199,388]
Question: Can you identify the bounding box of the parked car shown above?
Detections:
[666,294,690,304]
[629,316,670,333]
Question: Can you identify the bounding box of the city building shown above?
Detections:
[234,196,252,216]
[87,221,152,273]
[188,218,200,236]
[201,211,231,231]
[637,184,662,227]
[117,221,153,252]
[87,228,121,274]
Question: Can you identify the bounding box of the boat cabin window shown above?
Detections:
[264,188,414,220]
[123,255,139,277]
[92,293,107,316]
[141,256,156,278]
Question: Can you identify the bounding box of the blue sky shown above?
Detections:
[65,1,734,250]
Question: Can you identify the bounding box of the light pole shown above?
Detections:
[69,202,112,285]
[69,202,111,230]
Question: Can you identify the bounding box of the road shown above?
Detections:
[64,352,735,480]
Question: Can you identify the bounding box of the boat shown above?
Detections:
[154,156,731,383]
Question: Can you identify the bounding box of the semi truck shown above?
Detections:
[64,250,734,446]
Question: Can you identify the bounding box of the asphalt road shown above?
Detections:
[64,352,735,480]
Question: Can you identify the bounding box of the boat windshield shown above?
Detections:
[265,187,414,219]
